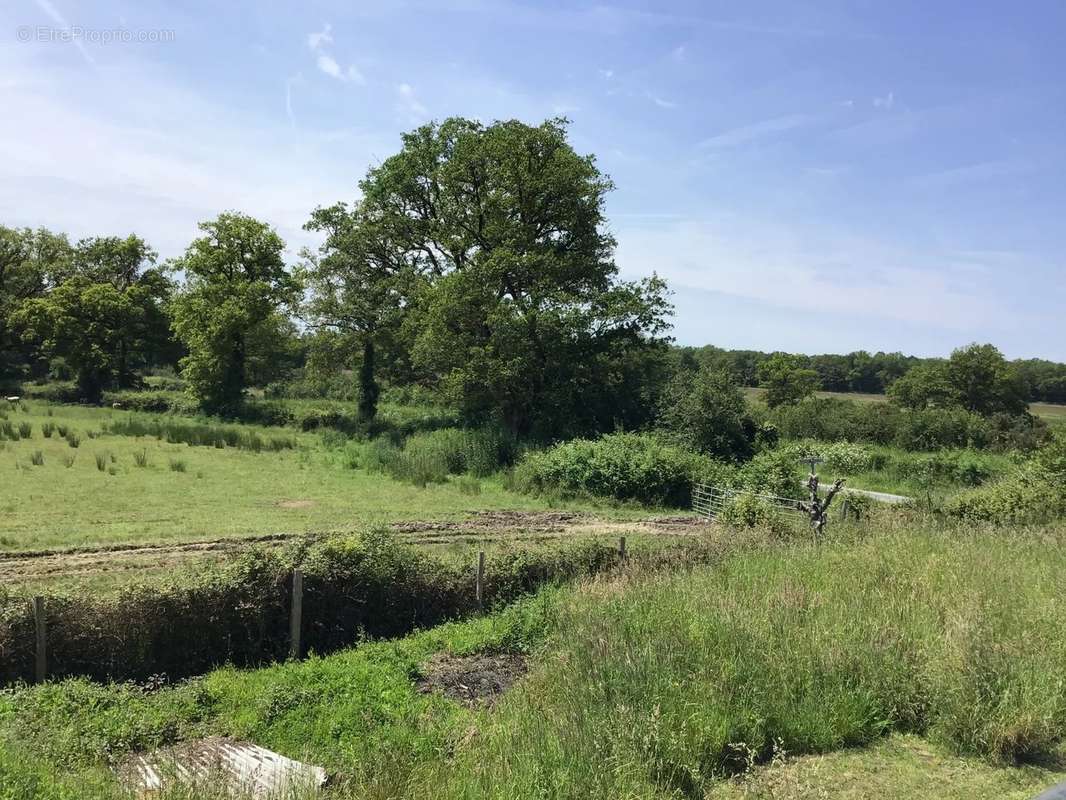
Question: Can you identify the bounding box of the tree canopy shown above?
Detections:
[320,116,672,437]
[170,213,299,414]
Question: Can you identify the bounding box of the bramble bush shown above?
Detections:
[513,432,717,506]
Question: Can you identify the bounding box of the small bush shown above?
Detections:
[0,421,16,441]
[41,422,55,438]
[17,422,31,439]
[169,458,187,473]
[63,454,76,468]
[56,424,69,438]
[133,449,149,468]
[29,450,44,467]
[94,453,108,472]
[718,492,793,536]
[65,432,80,449]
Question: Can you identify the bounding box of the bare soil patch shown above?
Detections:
[277,499,316,509]
[417,652,528,707]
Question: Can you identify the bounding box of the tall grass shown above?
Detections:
[421,529,1066,798]
[361,427,518,487]
[103,415,295,453]
[3,528,1062,800]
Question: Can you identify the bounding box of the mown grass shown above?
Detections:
[0,403,616,552]
[1,526,1064,799]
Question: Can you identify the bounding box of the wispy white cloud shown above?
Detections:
[698,114,814,149]
[873,90,895,109]
[284,74,302,128]
[670,44,687,61]
[910,159,1035,189]
[306,23,333,51]
[33,0,95,66]
[396,82,429,122]
[649,94,677,109]
[615,216,1007,332]
[598,68,614,80]
[306,23,365,84]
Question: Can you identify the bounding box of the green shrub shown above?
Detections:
[717,492,792,535]
[103,389,196,415]
[65,432,80,449]
[56,424,69,438]
[41,422,56,438]
[0,421,16,441]
[733,449,804,498]
[29,450,44,467]
[169,458,187,473]
[63,454,75,469]
[17,422,31,439]
[515,432,712,506]
[133,449,148,468]
[944,436,1066,523]
[94,453,108,472]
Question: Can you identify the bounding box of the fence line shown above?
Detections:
[9,537,641,687]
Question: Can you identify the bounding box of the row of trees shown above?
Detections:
[1,115,1060,442]
[1,118,673,439]
[683,344,1066,404]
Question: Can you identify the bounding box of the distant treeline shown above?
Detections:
[678,346,1066,404]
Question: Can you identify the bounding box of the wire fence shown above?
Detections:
[691,483,806,521]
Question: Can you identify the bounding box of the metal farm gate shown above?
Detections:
[691,483,806,521]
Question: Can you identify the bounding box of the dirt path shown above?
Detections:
[0,511,713,587]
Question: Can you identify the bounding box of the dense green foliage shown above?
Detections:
[889,343,1028,416]
[767,396,1048,452]
[657,366,764,460]
[758,352,819,408]
[687,343,1066,404]
[945,436,1066,523]
[513,432,717,505]
[170,213,299,415]
[341,116,672,439]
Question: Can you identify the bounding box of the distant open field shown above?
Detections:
[742,386,1066,421]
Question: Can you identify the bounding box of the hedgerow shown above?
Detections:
[0,529,718,685]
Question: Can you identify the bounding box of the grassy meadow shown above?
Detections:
[2,525,1065,799]
[0,402,603,552]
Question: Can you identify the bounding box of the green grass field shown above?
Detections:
[2,526,1064,799]
[0,402,614,553]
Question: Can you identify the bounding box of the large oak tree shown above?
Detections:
[325,116,671,438]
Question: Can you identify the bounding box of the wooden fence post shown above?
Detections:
[618,536,626,562]
[475,551,486,608]
[289,569,303,661]
[33,596,46,684]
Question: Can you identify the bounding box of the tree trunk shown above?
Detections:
[358,337,379,422]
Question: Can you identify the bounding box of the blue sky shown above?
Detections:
[3,1,1065,360]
